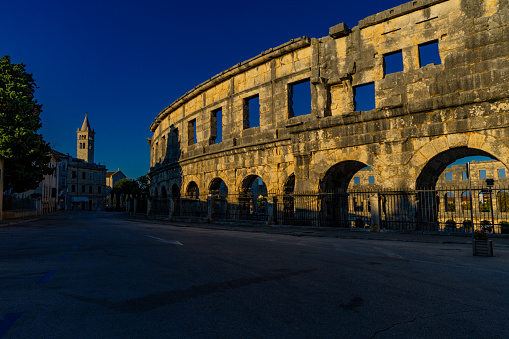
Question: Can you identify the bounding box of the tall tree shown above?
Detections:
[0,55,53,192]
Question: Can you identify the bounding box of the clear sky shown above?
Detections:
[2,0,413,179]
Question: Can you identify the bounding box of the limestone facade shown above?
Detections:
[55,115,107,211]
[148,0,509,200]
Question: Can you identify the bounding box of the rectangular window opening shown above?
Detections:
[211,108,222,144]
[462,171,468,180]
[288,79,311,118]
[243,95,260,129]
[383,50,403,76]
[418,40,441,67]
[188,119,197,145]
[354,83,375,111]
[354,177,360,185]
[480,170,487,179]
[368,176,375,185]
[498,168,506,178]
[445,172,453,181]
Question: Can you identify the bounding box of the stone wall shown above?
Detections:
[148,0,509,200]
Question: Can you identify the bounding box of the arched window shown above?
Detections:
[445,192,455,212]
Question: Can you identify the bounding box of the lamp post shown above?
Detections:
[486,178,495,233]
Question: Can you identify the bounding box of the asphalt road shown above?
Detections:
[1,212,508,338]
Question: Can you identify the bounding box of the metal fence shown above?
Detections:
[148,185,509,234]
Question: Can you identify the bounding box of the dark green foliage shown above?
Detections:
[136,175,149,195]
[112,178,140,196]
[0,55,53,192]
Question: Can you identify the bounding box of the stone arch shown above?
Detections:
[185,181,199,199]
[209,177,228,197]
[284,174,295,194]
[411,134,509,189]
[240,174,268,195]
[320,160,371,193]
[313,146,380,192]
[153,187,158,198]
[161,185,167,198]
[416,147,496,189]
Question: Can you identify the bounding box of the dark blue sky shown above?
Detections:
[2,0,411,179]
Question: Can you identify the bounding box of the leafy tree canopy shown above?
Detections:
[112,178,140,196]
[136,174,149,195]
[0,55,53,192]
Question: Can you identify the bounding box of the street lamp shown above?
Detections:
[486,178,495,233]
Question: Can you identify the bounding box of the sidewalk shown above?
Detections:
[123,213,509,248]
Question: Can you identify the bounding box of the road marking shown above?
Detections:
[37,270,56,284]
[0,312,23,338]
[146,235,183,246]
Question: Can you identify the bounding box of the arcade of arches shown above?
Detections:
[147,0,509,230]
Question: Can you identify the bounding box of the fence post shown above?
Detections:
[266,196,276,226]
[370,193,381,232]
[207,195,213,222]
[168,197,174,219]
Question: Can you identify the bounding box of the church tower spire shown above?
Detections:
[77,113,95,163]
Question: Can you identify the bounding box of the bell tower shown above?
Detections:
[77,113,95,163]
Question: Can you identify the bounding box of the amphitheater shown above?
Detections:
[147,0,509,230]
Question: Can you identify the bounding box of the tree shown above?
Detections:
[112,178,140,196]
[0,55,53,192]
[136,174,149,195]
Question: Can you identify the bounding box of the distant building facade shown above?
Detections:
[106,169,126,189]
[55,114,107,211]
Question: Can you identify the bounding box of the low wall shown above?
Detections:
[1,210,37,221]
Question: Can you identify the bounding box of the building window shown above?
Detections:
[462,171,468,180]
[445,172,453,181]
[243,94,260,129]
[288,79,311,118]
[71,185,76,193]
[354,177,360,185]
[419,40,441,67]
[89,186,93,193]
[445,192,455,212]
[498,168,506,178]
[82,185,86,193]
[72,171,77,178]
[384,50,404,75]
[82,172,86,180]
[480,170,487,179]
[98,186,102,193]
[211,108,222,144]
[368,176,375,185]
[188,119,197,145]
[354,83,375,111]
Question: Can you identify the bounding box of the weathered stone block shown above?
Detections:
[329,23,350,39]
